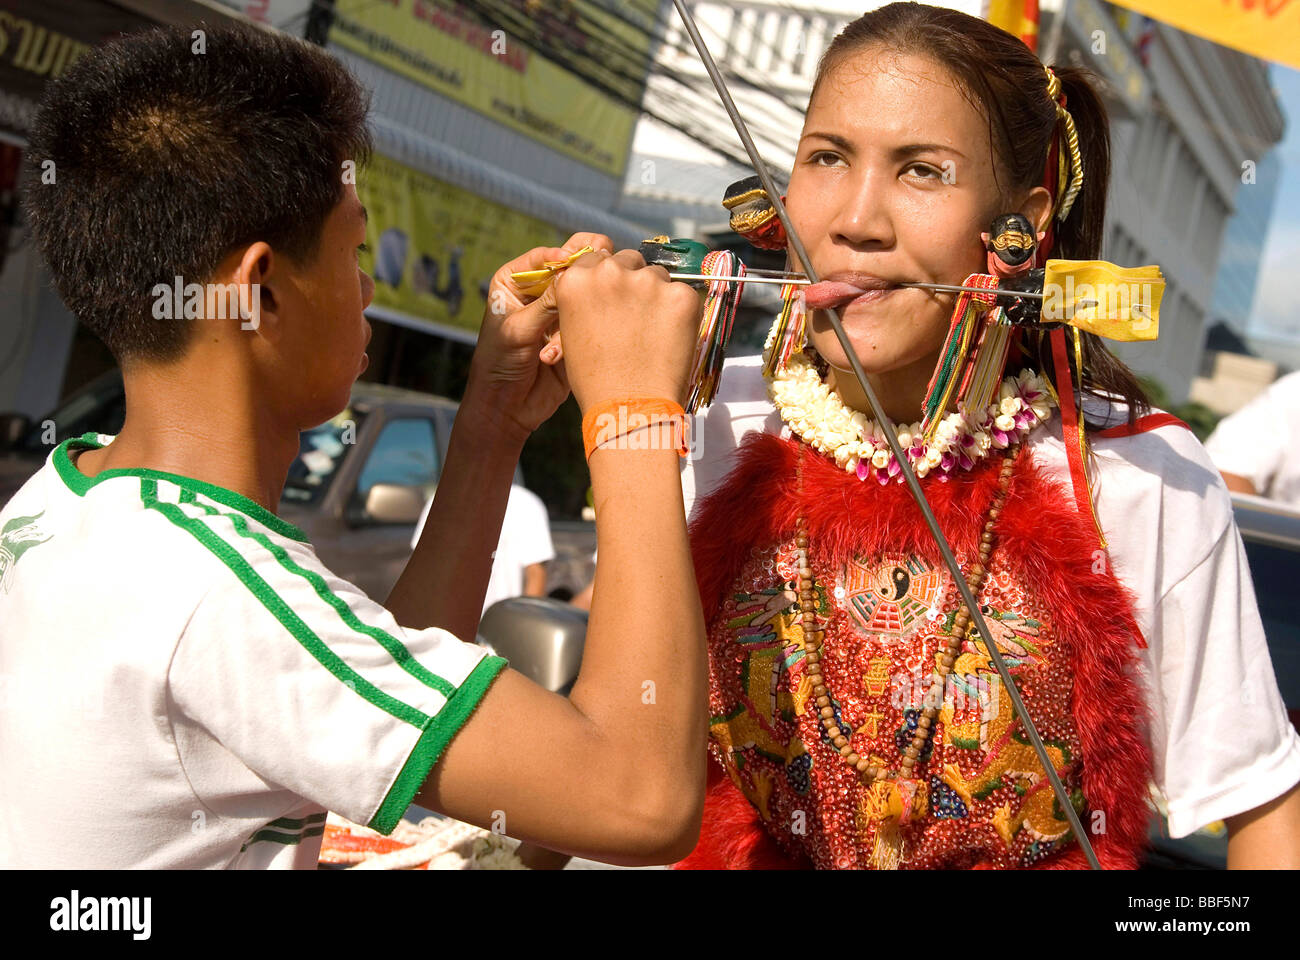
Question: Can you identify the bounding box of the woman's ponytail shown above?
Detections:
[1045,65,1110,263]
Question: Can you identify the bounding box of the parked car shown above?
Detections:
[0,369,594,601]
[0,369,129,505]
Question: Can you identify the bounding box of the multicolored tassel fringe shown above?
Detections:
[921,273,1001,441]
[761,281,807,378]
[686,250,747,413]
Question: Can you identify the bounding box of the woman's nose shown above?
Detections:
[828,171,895,249]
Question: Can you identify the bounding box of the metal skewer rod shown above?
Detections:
[672,0,1101,870]
[672,273,1062,301]
[901,281,1045,299]
[670,273,808,286]
[741,268,1051,299]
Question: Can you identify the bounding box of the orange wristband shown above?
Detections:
[582,398,690,460]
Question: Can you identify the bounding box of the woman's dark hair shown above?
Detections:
[811,1,1150,428]
[22,23,372,364]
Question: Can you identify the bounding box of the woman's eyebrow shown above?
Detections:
[800,132,967,161]
[800,131,854,152]
[891,142,968,160]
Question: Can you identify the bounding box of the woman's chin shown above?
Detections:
[811,335,906,376]
[811,318,947,377]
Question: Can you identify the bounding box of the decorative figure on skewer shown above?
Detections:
[722,175,787,250]
[983,212,1044,280]
[719,177,808,379]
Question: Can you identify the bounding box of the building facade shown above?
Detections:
[1086,1,1284,401]
[1209,147,1282,338]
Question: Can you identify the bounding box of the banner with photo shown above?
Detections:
[357,152,564,336]
[330,0,655,177]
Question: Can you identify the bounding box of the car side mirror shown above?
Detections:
[363,483,427,525]
[477,597,588,695]
[0,412,32,452]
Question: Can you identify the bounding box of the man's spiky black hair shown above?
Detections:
[23,22,372,362]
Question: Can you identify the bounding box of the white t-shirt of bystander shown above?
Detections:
[682,354,1300,839]
[413,483,555,616]
[0,434,506,868]
[1204,370,1300,507]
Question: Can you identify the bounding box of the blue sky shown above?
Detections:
[1249,63,1300,343]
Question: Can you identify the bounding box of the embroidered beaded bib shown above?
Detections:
[685,432,1155,870]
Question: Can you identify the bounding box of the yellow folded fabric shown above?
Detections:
[1042,259,1163,341]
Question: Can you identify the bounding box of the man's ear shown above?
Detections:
[235,242,279,341]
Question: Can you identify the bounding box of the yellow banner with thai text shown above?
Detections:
[330,0,654,177]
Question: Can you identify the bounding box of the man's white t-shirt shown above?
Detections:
[0,434,506,868]
[1204,370,1300,507]
[412,483,555,616]
[682,355,1300,839]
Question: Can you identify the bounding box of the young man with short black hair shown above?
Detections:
[1,24,706,868]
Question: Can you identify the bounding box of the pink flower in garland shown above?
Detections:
[989,417,1012,448]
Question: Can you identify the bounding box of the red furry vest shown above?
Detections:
[675,433,1154,869]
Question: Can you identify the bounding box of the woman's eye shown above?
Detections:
[905,163,943,180]
[808,151,844,167]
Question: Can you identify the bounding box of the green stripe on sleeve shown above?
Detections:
[266,813,328,831]
[240,823,326,851]
[139,479,430,729]
[368,653,508,835]
[179,491,458,699]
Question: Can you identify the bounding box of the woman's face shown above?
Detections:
[787,48,1034,378]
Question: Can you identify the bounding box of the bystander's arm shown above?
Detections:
[523,562,547,597]
[1225,780,1300,868]
[1219,471,1258,496]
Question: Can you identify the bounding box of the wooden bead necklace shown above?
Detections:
[794,441,1022,785]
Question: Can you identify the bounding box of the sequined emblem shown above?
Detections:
[839,554,943,640]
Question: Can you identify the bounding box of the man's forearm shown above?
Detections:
[567,426,708,818]
[386,384,527,640]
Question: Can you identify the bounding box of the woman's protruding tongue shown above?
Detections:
[804,280,871,310]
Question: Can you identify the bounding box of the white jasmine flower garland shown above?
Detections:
[766,349,1055,483]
